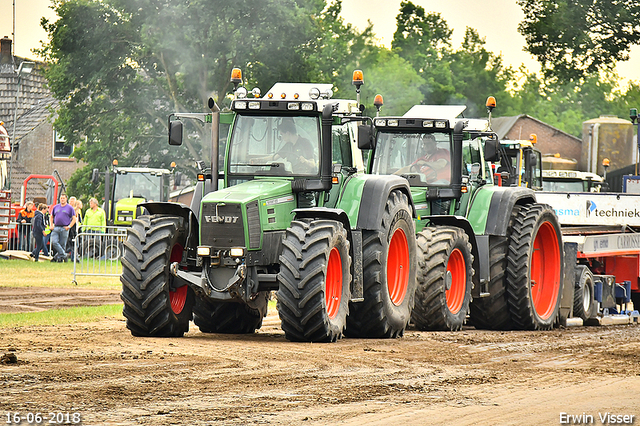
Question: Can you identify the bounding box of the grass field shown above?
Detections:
[0,258,121,289]
[0,304,124,327]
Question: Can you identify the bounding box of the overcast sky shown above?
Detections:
[2,0,639,88]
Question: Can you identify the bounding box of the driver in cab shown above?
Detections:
[395,133,450,182]
[251,118,316,172]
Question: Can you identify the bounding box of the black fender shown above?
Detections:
[140,202,199,254]
[484,186,536,236]
[356,175,415,231]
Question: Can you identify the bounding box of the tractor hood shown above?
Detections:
[201,179,293,205]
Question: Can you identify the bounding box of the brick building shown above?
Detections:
[491,115,583,162]
[0,36,83,203]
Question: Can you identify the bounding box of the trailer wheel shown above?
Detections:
[468,236,512,330]
[506,204,563,330]
[277,219,351,342]
[346,190,416,338]
[632,292,640,313]
[193,292,269,334]
[120,215,194,337]
[412,226,473,331]
[573,266,595,322]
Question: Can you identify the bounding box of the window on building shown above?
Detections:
[53,129,73,158]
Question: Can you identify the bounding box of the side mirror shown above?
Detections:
[357,125,375,150]
[174,171,182,187]
[528,151,537,167]
[169,120,183,146]
[484,138,499,162]
[91,168,100,183]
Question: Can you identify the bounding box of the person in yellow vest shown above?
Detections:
[83,198,106,233]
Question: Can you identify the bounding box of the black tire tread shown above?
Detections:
[277,220,351,342]
[412,226,473,331]
[346,190,416,338]
[506,204,562,330]
[193,292,268,334]
[120,215,193,337]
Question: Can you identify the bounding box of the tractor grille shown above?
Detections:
[201,202,245,249]
[246,201,261,249]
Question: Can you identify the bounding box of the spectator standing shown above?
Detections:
[50,194,76,262]
[66,197,80,256]
[83,198,106,233]
[42,206,51,256]
[30,203,48,261]
[18,201,35,251]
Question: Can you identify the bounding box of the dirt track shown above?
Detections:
[1,287,639,425]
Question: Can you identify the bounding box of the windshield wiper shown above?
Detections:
[232,163,281,168]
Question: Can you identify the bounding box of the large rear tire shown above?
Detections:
[277,220,351,342]
[346,190,416,338]
[120,216,194,337]
[506,204,563,330]
[468,236,512,330]
[193,292,269,334]
[573,265,595,322]
[412,226,473,331]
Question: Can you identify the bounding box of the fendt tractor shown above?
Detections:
[120,70,418,342]
[361,97,565,331]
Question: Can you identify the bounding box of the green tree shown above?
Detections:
[517,0,640,83]
[38,0,324,201]
[447,28,515,117]
[391,1,456,104]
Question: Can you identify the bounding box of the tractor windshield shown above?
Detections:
[228,114,320,177]
[113,172,163,202]
[372,131,452,186]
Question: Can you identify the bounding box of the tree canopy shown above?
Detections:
[517,0,640,83]
[37,0,640,201]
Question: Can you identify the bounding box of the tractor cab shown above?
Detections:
[493,136,543,189]
[108,167,171,225]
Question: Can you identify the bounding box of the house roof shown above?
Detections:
[13,97,58,144]
[491,114,582,142]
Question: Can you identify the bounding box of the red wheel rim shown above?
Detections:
[169,243,187,314]
[387,228,410,306]
[326,247,343,319]
[530,221,561,320]
[446,248,466,314]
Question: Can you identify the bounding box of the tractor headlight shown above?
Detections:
[197,246,211,256]
[374,119,386,127]
[248,101,260,109]
[230,247,245,257]
[387,119,399,127]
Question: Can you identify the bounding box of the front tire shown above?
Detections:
[346,190,416,338]
[193,292,269,334]
[506,204,563,330]
[277,220,351,342]
[412,226,473,331]
[120,216,194,337]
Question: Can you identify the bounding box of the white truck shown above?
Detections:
[542,169,604,192]
[535,191,640,324]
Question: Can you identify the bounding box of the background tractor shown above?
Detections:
[120,70,418,342]
[361,97,565,331]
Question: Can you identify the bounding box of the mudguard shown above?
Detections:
[355,175,415,231]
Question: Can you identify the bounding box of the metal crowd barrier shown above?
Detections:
[2,222,37,253]
[72,226,127,283]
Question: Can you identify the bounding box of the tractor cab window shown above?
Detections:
[372,131,451,186]
[113,172,163,202]
[332,123,353,167]
[228,114,320,177]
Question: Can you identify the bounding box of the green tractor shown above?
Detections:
[361,97,564,331]
[94,165,173,226]
[120,70,418,342]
